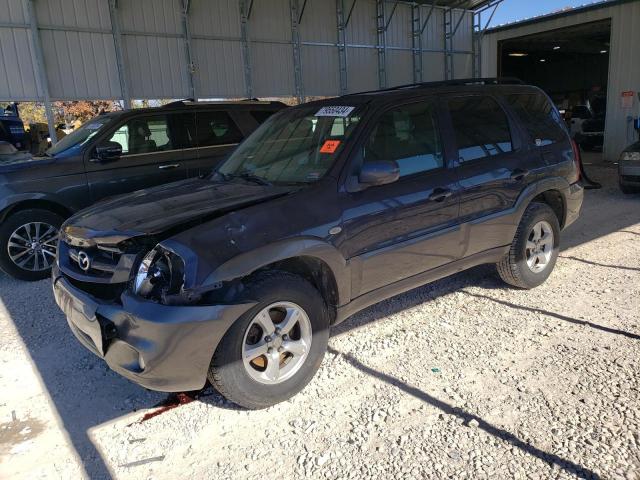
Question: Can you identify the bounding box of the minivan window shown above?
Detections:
[105,115,173,155]
[507,93,566,147]
[364,101,443,177]
[47,116,111,156]
[195,111,243,147]
[448,96,513,163]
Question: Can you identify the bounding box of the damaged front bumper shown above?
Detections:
[52,267,255,392]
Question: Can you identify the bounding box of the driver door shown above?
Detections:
[85,114,189,202]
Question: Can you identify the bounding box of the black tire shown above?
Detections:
[496,203,560,289]
[208,271,330,409]
[0,209,64,281]
[619,181,640,195]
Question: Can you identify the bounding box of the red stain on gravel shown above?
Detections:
[137,392,198,423]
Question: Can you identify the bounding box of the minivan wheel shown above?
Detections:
[497,203,560,289]
[208,271,330,409]
[0,209,63,281]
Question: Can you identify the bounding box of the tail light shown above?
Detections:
[571,139,582,183]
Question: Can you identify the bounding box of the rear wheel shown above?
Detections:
[0,209,63,281]
[497,203,560,289]
[208,271,329,409]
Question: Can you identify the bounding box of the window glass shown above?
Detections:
[195,111,243,147]
[104,115,173,155]
[448,96,513,162]
[250,110,277,124]
[364,101,443,177]
[507,93,566,147]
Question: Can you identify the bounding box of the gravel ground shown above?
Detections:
[1,160,639,480]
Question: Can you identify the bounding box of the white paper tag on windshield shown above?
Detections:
[315,106,355,117]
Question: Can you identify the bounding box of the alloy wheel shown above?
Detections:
[7,222,59,272]
[242,302,312,385]
[525,220,554,273]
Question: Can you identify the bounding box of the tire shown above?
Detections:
[208,271,330,409]
[619,181,640,195]
[497,203,560,289]
[0,209,64,281]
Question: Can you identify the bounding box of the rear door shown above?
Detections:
[86,113,189,202]
[445,94,545,257]
[340,98,462,296]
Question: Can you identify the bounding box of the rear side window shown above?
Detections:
[448,96,513,163]
[195,111,243,147]
[105,115,173,155]
[250,110,277,124]
[364,101,443,177]
[507,93,566,147]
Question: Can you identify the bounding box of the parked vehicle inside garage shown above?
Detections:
[0,100,286,281]
[619,141,640,194]
[53,79,583,409]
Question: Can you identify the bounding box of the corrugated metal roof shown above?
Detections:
[415,0,494,9]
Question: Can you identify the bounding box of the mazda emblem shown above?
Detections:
[77,251,91,272]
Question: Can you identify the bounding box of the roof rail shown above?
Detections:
[161,98,195,108]
[351,77,525,96]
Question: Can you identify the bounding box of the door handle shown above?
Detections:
[510,169,530,181]
[158,164,180,170]
[428,188,453,202]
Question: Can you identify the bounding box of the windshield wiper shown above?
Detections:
[229,171,272,186]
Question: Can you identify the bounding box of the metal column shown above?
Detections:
[108,0,131,109]
[336,0,348,95]
[375,0,386,89]
[472,0,503,78]
[180,0,196,100]
[239,0,253,99]
[290,0,304,103]
[444,2,468,80]
[411,3,422,84]
[25,0,57,143]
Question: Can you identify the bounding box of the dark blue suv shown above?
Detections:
[54,79,583,409]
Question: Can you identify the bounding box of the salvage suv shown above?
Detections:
[0,100,285,281]
[53,79,583,409]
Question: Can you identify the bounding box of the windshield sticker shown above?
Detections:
[320,140,341,154]
[315,106,355,117]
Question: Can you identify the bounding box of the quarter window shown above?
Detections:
[364,101,443,177]
[448,96,513,162]
[506,93,567,147]
[195,111,243,147]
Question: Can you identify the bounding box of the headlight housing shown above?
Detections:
[621,151,640,162]
[134,246,186,303]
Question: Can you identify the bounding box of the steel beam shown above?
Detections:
[444,6,453,79]
[239,0,253,98]
[180,0,196,99]
[411,3,422,83]
[472,0,504,78]
[376,0,387,89]
[336,0,348,95]
[108,0,131,108]
[25,0,57,143]
[290,0,304,103]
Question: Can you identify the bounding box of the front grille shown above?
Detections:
[65,275,127,303]
[58,240,139,286]
[68,246,120,279]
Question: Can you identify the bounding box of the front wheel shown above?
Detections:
[497,203,560,289]
[208,271,330,409]
[0,209,63,281]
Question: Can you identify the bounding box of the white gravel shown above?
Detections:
[1,161,639,480]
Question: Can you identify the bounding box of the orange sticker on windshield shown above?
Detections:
[320,140,341,154]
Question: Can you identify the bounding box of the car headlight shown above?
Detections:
[134,246,185,302]
[621,151,640,162]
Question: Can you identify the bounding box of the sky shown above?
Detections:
[488,0,607,27]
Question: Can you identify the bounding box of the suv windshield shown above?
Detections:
[218,104,362,185]
[47,116,113,156]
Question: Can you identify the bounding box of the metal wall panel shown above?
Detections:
[251,42,295,97]
[421,5,444,51]
[346,0,376,46]
[189,0,241,38]
[250,0,290,42]
[119,0,181,35]
[386,3,412,49]
[40,29,121,100]
[35,0,111,30]
[301,45,340,97]
[422,52,445,81]
[346,47,378,93]
[192,39,245,97]
[299,0,335,44]
[387,50,413,86]
[1,0,28,23]
[482,1,640,161]
[0,27,40,101]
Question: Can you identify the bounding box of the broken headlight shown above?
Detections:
[134,246,185,303]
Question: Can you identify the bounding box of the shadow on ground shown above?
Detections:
[0,160,638,478]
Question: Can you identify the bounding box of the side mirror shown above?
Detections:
[94,142,122,162]
[359,161,400,187]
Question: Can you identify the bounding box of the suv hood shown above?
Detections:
[66,178,294,244]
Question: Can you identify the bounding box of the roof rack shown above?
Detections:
[351,77,525,96]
